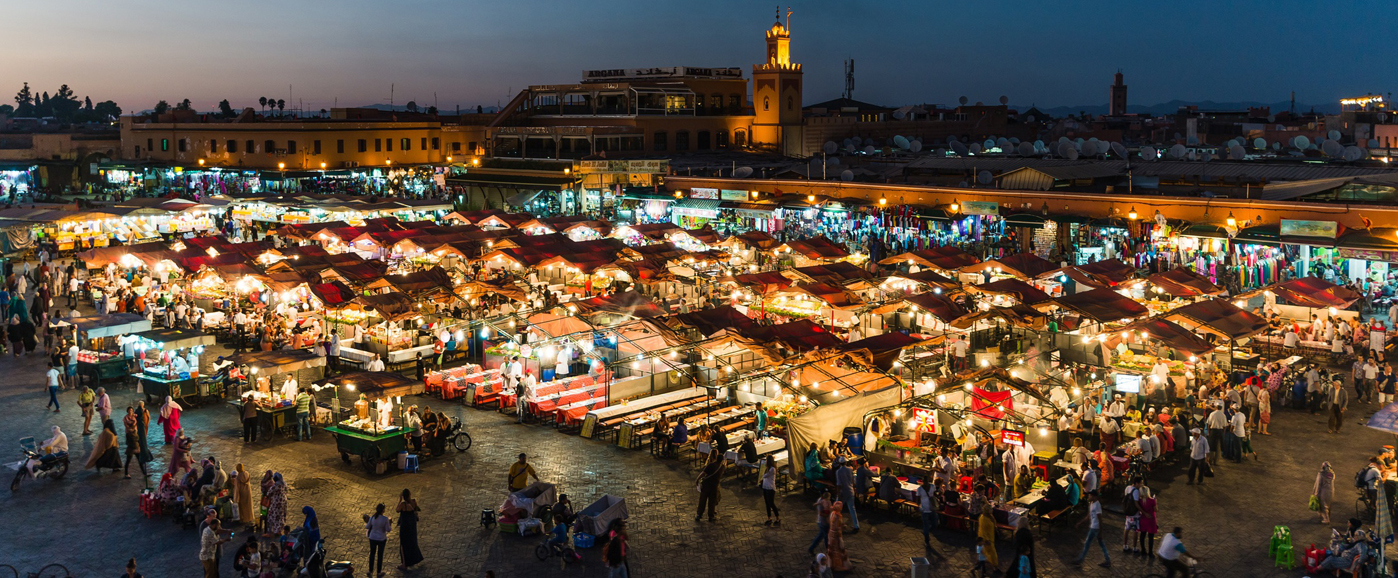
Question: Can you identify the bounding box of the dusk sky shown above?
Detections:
[6,0,1393,113]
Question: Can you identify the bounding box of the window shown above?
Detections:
[386,138,393,152]
[451,142,461,152]
[286,140,297,154]
[264,140,276,153]
[653,131,667,151]
[730,95,741,110]
[467,142,477,153]
[420,137,427,151]
[763,97,769,111]
[787,96,794,110]
[336,140,344,154]
[431,137,440,150]
[161,138,169,152]
[227,140,237,153]
[697,131,710,150]
[134,146,141,156]
[178,139,188,152]
[313,140,321,155]
[245,140,254,154]
[209,140,218,153]
[374,139,382,152]
[716,130,729,148]
[358,139,367,153]
[401,138,411,151]
[695,93,706,113]
[675,130,690,151]
[146,139,153,152]
[711,95,722,111]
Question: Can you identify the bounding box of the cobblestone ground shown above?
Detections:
[0,308,1391,577]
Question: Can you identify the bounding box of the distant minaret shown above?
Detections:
[1109,70,1128,116]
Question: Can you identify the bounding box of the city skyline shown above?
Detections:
[5,0,1395,114]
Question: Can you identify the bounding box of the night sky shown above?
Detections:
[7,0,1393,113]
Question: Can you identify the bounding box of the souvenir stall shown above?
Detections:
[338,292,437,368]
[322,372,424,474]
[129,328,217,403]
[1161,298,1274,371]
[1102,318,1215,404]
[878,248,983,278]
[225,349,329,440]
[69,313,152,387]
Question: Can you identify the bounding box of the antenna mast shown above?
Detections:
[843,59,855,100]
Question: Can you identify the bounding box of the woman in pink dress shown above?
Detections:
[156,396,182,444]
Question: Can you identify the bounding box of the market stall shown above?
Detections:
[129,328,217,404]
[70,313,151,387]
[321,371,424,474]
[226,349,329,439]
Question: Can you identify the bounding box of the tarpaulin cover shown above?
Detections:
[794,262,873,285]
[961,252,1057,279]
[310,281,356,306]
[724,271,793,294]
[1074,258,1137,285]
[878,247,981,270]
[355,292,420,322]
[225,349,327,376]
[1121,318,1215,355]
[727,230,779,250]
[575,495,629,538]
[905,292,969,323]
[668,305,755,336]
[1270,277,1362,309]
[573,290,667,319]
[320,371,422,399]
[4,226,34,255]
[891,269,960,289]
[331,262,390,284]
[1165,298,1268,340]
[789,361,899,395]
[780,282,861,308]
[261,272,308,292]
[527,313,594,338]
[78,241,171,268]
[71,313,152,338]
[382,266,452,295]
[840,332,938,370]
[1147,268,1223,297]
[456,280,530,304]
[971,387,1014,420]
[749,319,844,353]
[780,237,849,260]
[130,328,215,350]
[969,278,1053,306]
[786,384,901,476]
[948,304,1047,330]
[1054,287,1149,323]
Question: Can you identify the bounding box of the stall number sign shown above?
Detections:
[1000,429,1025,447]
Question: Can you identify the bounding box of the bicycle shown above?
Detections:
[446,418,472,452]
[1143,557,1212,578]
[534,533,580,569]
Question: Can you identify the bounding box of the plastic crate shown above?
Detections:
[573,533,595,549]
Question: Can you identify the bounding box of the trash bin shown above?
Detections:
[910,556,930,578]
[843,426,864,456]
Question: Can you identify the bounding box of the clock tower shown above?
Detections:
[751,9,803,154]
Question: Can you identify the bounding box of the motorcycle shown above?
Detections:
[299,541,354,578]
[11,445,69,492]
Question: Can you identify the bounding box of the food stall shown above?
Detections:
[226,350,328,440]
[69,313,152,387]
[321,371,424,474]
[130,328,218,404]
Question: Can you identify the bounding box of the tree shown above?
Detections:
[427,105,437,115]
[153,100,170,114]
[93,100,121,120]
[476,105,483,114]
[218,99,234,118]
[0,104,12,116]
[175,98,192,111]
[405,100,418,113]
[276,99,285,115]
[258,96,267,111]
[319,108,327,118]
[83,96,92,111]
[14,82,32,107]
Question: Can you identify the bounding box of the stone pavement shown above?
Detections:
[0,327,1391,577]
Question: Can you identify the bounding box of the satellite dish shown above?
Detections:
[977,170,993,185]
[1056,141,1072,157]
[1343,146,1364,162]
[951,141,969,156]
[1328,130,1342,141]
[1323,140,1344,157]
[1224,139,1238,148]
[863,145,876,155]
[958,96,969,105]
[1168,144,1186,159]
[840,170,854,181]
[1272,142,1281,151]
[842,138,852,147]
[946,135,959,144]
[1057,136,1070,144]
[1034,139,1045,150]
[969,142,984,154]
[823,141,838,155]
[909,140,923,153]
[894,135,911,149]
[982,139,995,151]
[892,110,907,120]
[1229,145,1246,160]
[1369,139,1381,149]
[1253,138,1266,149]
[1293,135,1310,149]
[1111,142,1129,158]
[826,156,840,166]
[1186,135,1199,145]
[975,101,984,106]
[1140,145,1156,160]
[1025,115,1036,123]
[1016,141,1034,156]
[999,95,1009,105]
[733,166,753,178]
[843,144,855,153]
[1080,141,1097,156]
[1200,152,1212,162]
[959,181,969,187]
[1009,137,1021,145]
[1064,147,1079,161]
[851,136,863,146]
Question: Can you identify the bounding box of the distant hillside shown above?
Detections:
[1036,99,1340,118]
[358,103,500,114]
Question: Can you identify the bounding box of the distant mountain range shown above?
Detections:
[1033,99,1341,118]
[357,103,500,114]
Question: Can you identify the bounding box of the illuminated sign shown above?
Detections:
[1000,429,1025,447]
[1279,219,1339,239]
[961,201,1000,216]
[690,187,719,200]
[576,160,669,174]
[1341,95,1384,106]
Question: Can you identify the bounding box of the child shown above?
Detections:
[1241,426,1259,461]
[974,537,989,577]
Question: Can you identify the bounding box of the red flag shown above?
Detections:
[971,387,1013,420]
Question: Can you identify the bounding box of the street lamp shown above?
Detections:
[320,162,327,169]
[1226,212,1237,228]
[563,167,571,175]
[446,156,453,162]
[879,197,887,206]
[197,159,205,167]
[277,162,285,171]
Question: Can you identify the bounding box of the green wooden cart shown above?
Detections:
[325,425,416,474]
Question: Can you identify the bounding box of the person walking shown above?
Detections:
[807,490,833,555]
[760,454,781,526]
[77,385,95,434]
[915,477,939,547]
[695,453,726,522]
[507,453,539,492]
[295,389,312,441]
[604,519,629,578]
[364,503,392,578]
[396,489,424,570]
[1257,385,1272,435]
[1204,402,1226,464]
[95,386,111,422]
[1329,379,1350,434]
[1186,428,1209,485]
[200,518,230,578]
[834,458,860,533]
[158,396,182,445]
[241,398,258,444]
[977,500,1000,574]
[121,407,148,479]
[1314,462,1335,524]
[1072,491,1111,568]
[44,362,61,412]
[827,500,853,572]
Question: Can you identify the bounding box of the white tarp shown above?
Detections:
[786,384,902,476]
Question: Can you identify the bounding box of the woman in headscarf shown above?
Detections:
[1314,461,1335,523]
[977,499,1000,574]
[191,458,216,501]
[168,429,193,475]
[134,401,153,465]
[298,506,321,564]
[266,472,289,535]
[205,458,229,504]
[84,418,122,473]
[232,463,255,526]
[7,299,25,358]
[122,406,147,479]
[157,396,182,444]
[812,553,834,578]
[826,499,852,571]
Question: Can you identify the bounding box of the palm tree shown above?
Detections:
[258,96,267,112]
[276,99,285,116]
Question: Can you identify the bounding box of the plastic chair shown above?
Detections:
[957,476,974,494]
[403,455,420,473]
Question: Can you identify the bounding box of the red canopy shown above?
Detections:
[1270,277,1362,309]
[1055,287,1149,323]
